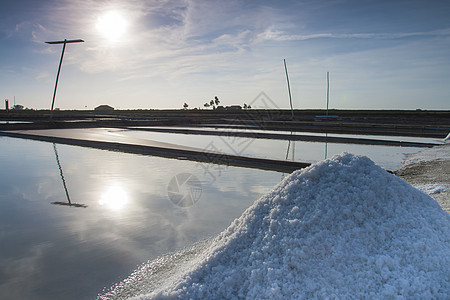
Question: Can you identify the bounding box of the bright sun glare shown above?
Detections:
[99,185,129,211]
[96,11,127,42]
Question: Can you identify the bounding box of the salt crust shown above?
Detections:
[414,184,449,195]
[401,144,450,166]
[117,153,449,299]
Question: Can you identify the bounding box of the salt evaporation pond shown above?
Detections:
[0,136,283,300]
[99,153,449,299]
[0,134,447,299]
[114,128,434,170]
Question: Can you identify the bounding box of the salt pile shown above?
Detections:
[103,153,450,299]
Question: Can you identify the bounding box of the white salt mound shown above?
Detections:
[116,153,450,299]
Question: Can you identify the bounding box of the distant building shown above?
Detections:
[94,105,114,111]
[226,105,242,110]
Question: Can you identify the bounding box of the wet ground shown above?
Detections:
[395,144,450,213]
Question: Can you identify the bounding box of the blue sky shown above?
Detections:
[1,0,449,110]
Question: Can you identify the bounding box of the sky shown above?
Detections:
[1,0,449,110]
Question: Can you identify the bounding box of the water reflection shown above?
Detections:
[285,132,295,161]
[0,137,284,300]
[51,143,88,208]
[116,129,426,170]
[99,185,129,211]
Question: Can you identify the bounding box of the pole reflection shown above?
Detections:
[282,132,296,180]
[285,131,295,162]
[51,143,88,208]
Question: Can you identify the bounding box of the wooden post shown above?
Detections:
[284,59,294,120]
[50,40,67,119]
[45,39,84,119]
[326,71,330,116]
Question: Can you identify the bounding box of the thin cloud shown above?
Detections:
[259,27,450,41]
[35,71,51,81]
[58,0,266,78]
[35,0,449,81]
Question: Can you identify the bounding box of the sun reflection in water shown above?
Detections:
[99,185,129,211]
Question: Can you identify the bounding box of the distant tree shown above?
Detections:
[183,102,189,110]
[247,104,252,109]
[243,103,248,109]
[204,102,210,108]
[214,96,220,106]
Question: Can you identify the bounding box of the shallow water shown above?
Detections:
[0,136,282,300]
[0,120,31,124]
[115,128,427,170]
[138,126,444,144]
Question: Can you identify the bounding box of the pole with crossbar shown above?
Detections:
[45,39,84,119]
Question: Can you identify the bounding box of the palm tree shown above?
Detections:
[214,96,220,106]
[183,102,189,110]
[204,102,210,108]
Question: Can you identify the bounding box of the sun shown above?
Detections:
[96,11,127,42]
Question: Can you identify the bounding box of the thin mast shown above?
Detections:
[45,39,84,119]
[326,71,330,116]
[284,59,294,120]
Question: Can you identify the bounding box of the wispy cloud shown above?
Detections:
[30,0,450,81]
[34,71,50,81]
[27,0,274,77]
[258,27,450,42]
